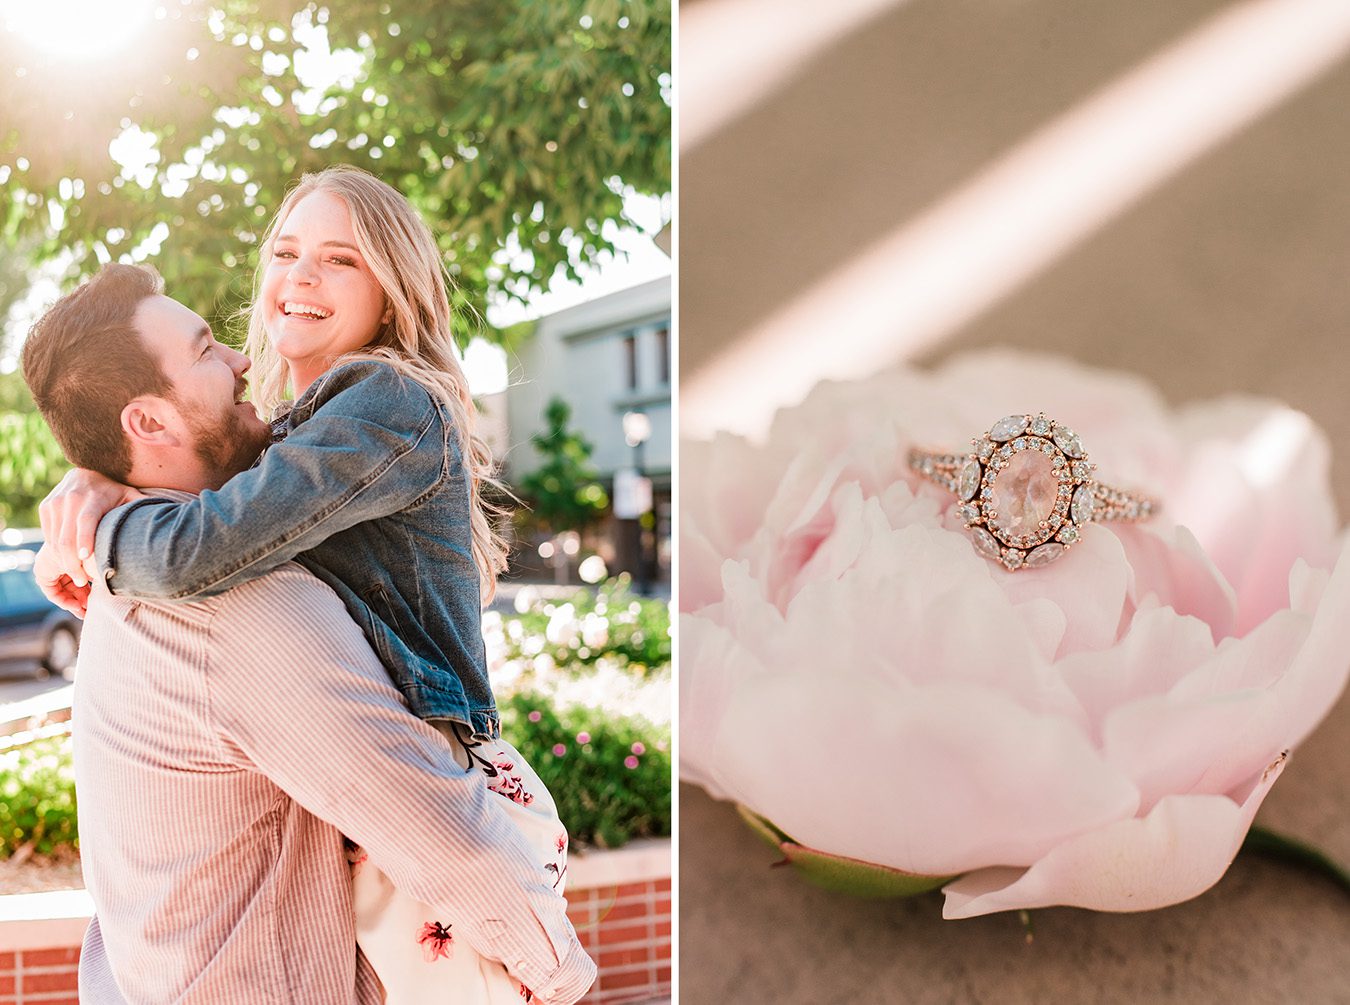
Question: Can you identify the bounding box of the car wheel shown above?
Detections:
[43,625,79,679]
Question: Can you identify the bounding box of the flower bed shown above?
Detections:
[0,578,671,860]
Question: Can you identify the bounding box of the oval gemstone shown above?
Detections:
[990,450,1057,539]
[958,459,981,501]
[1072,484,1096,525]
[989,415,1028,441]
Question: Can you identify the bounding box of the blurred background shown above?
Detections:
[0,2,672,1000]
[680,0,1350,1000]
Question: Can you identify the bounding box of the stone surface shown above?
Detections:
[990,450,1058,538]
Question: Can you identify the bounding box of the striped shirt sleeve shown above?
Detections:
[203,566,596,1004]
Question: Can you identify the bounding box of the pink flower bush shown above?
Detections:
[681,351,1350,917]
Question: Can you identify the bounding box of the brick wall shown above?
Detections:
[0,948,79,1005]
[0,843,671,1004]
[568,876,673,1004]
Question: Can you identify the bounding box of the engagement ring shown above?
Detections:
[908,413,1158,571]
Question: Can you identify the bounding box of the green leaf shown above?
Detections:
[736,805,954,899]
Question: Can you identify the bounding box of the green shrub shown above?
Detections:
[494,576,671,674]
[499,691,671,849]
[0,733,78,858]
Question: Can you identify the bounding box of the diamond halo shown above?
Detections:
[908,413,1158,571]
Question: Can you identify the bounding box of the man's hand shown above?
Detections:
[34,543,93,618]
[38,468,145,594]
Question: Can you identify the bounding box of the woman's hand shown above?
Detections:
[38,468,145,595]
[34,543,93,618]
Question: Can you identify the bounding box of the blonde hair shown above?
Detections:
[244,165,508,602]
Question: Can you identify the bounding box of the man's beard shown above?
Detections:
[182,398,273,486]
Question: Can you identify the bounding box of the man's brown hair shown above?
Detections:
[21,263,172,482]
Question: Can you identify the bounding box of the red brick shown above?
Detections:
[654,941,671,961]
[653,877,671,892]
[653,919,671,938]
[601,899,649,923]
[18,970,80,992]
[33,999,79,1005]
[0,976,12,994]
[653,897,671,915]
[20,946,81,967]
[0,954,12,970]
[599,968,658,991]
[564,888,595,907]
[613,882,649,899]
[599,946,652,969]
[657,966,672,983]
[597,923,648,946]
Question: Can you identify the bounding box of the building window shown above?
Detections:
[654,326,670,385]
[623,333,638,390]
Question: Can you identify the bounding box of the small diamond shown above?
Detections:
[1073,461,1091,479]
[970,527,1001,561]
[1057,525,1079,545]
[1040,442,1055,455]
[958,459,981,501]
[1001,549,1025,570]
[1014,438,1027,450]
[1025,542,1065,568]
[957,503,979,523]
[1053,425,1086,458]
[1072,484,1096,525]
[1030,415,1052,435]
[990,415,1028,441]
[978,440,994,460]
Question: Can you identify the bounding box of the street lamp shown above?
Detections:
[618,410,653,594]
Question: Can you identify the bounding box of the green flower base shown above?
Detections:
[737,805,954,899]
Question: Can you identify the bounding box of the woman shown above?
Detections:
[40,165,579,1003]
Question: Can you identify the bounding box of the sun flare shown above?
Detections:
[0,0,156,59]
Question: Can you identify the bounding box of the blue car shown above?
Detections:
[0,547,81,679]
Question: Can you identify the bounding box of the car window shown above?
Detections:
[0,567,47,610]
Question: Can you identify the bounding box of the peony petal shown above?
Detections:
[942,753,1286,918]
[713,674,1138,877]
[1057,603,1218,742]
[1114,523,1238,642]
[999,525,1130,657]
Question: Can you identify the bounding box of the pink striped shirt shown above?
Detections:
[74,561,595,1004]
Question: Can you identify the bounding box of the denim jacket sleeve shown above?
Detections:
[94,360,446,600]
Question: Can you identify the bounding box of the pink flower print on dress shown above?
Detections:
[546,831,569,890]
[417,921,454,962]
[486,758,535,806]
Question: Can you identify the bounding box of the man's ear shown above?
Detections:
[121,397,180,449]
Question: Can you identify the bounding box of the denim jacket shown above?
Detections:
[94,359,499,739]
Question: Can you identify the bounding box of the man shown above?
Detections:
[21,264,596,1004]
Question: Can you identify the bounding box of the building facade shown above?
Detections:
[503,277,672,588]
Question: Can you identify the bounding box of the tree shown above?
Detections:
[517,397,608,536]
[0,412,68,529]
[0,0,671,344]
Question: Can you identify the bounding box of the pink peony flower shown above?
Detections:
[681,351,1350,917]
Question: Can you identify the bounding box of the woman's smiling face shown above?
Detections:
[260,189,388,395]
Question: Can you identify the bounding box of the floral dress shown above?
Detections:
[351,727,568,1004]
